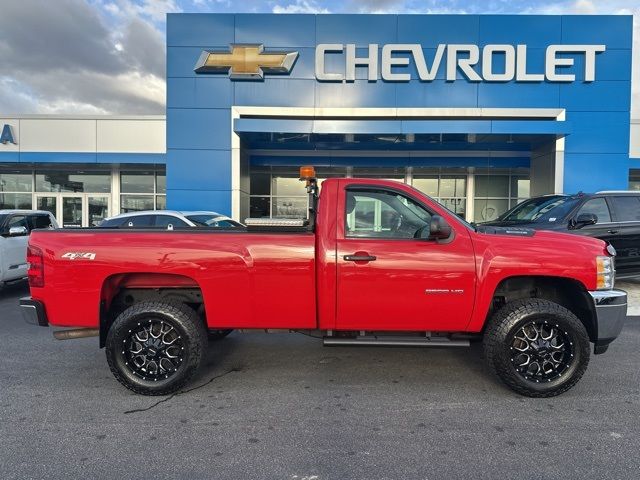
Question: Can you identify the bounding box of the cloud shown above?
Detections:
[0,0,165,114]
[272,0,330,14]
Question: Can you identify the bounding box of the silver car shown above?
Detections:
[99,210,243,229]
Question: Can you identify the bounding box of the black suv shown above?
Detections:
[482,191,640,279]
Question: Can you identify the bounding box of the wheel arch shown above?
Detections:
[99,272,204,348]
[487,275,598,342]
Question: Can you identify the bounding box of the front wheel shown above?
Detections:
[483,299,590,397]
[105,301,207,395]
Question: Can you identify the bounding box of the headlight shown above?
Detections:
[596,255,615,290]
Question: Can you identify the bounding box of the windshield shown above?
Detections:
[0,214,7,227]
[186,214,239,227]
[498,196,579,223]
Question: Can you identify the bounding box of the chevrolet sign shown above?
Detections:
[195,43,605,83]
[316,43,606,82]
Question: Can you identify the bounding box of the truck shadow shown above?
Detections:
[0,280,29,299]
[196,332,506,396]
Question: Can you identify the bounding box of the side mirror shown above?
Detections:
[429,215,452,240]
[8,226,28,236]
[572,213,597,229]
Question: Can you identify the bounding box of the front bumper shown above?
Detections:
[589,289,627,354]
[20,297,49,327]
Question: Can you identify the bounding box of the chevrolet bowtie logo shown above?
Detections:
[194,44,298,79]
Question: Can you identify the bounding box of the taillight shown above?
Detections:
[27,245,44,288]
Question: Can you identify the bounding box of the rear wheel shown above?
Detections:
[105,301,207,395]
[483,299,590,397]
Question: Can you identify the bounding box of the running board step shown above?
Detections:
[323,336,470,348]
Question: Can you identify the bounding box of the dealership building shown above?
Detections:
[0,13,638,227]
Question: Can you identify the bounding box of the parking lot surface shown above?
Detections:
[1,281,639,480]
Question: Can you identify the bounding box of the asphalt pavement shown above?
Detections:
[1,281,639,480]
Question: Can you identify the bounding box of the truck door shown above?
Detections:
[335,183,476,332]
[608,195,640,277]
[1,214,30,282]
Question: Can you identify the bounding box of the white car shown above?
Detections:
[99,210,243,229]
[0,210,58,286]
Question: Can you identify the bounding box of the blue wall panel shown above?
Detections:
[316,15,397,45]
[563,153,629,193]
[167,13,235,47]
[235,14,316,47]
[167,149,231,191]
[316,81,396,108]
[561,16,633,48]
[397,15,478,46]
[167,189,232,215]
[167,77,233,108]
[478,82,559,108]
[560,81,631,112]
[167,108,230,150]
[478,15,561,47]
[565,112,630,154]
[234,79,315,107]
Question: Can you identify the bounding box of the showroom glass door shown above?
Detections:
[61,195,83,228]
[87,195,110,227]
[35,195,58,219]
[36,194,110,227]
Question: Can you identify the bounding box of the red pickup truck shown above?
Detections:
[21,168,627,397]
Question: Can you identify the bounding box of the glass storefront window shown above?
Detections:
[121,171,155,194]
[475,199,510,222]
[413,174,467,218]
[475,175,510,198]
[250,196,270,218]
[412,177,438,197]
[119,168,166,213]
[121,195,155,213]
[0,172,32,192]
[273,197,307,218]
[272,176,307,196]
[36,172,110,193]
[156,173,166,194]
[0,193,32,210]
[474,173,530,222]
[630,171,640,191]
[249,167,346,218]
[250,173,271,196]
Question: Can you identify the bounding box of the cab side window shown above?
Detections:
[154,215,189,228]
[7,215,28,230]
[345,189,431,239]
[124,215,154,227]
[576,198,611,224]
[28,214,53,230]
[610,196,640,222]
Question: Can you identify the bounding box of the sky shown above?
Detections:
[0,0,637,117]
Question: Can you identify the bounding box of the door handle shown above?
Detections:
[344,254,377,262]
[607,230,619,234]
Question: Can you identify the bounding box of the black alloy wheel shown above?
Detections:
[106,302,207,395]
[484,298,590,397]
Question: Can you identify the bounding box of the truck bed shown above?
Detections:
[29,228,317,330]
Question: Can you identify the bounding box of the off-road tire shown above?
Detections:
[106,301,207,395]
[483,299,590,397]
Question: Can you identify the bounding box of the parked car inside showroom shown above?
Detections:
[0,210,58,287]
[481,191,640,279]
[99,210,243,229]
